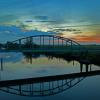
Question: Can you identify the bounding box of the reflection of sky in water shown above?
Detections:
[0,52,100,81]
[0,75,100,100]
[0,52,23,63]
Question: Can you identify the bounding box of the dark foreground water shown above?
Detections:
[0,52,100,100]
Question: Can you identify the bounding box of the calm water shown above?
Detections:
[0,52,100,100]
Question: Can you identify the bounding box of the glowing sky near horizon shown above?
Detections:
[0,0,100,43]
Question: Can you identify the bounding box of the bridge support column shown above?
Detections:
[80,63,83,72]
[86,64,89,72]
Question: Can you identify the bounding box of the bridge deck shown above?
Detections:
[0,49,87,53]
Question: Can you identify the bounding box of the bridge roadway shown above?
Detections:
[0,70,100,88]
[0,48,87,53]
[0,48,99,54]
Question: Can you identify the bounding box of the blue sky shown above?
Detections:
[0,0,100,43]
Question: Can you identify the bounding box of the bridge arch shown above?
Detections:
[6,35,85,53]
[12,35,81,46]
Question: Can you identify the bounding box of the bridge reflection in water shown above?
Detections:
[0,67,100,97]
[0,77,84,97]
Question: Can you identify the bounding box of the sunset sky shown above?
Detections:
[0,0,100,44]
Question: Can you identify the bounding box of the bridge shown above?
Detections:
[4,35,87,54]
[0,77,84,97]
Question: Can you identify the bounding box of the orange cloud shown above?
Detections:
[72,36,100,43]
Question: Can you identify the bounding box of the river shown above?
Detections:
[0,52,100,100]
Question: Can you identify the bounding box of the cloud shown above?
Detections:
[25,20,56,23]
[53,28,82,34]
[34,15,49,20]
[73,35,100,43]
[0,25,56,43]
[23,15,57,24]
[33,15,59,24]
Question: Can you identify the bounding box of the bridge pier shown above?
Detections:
[86,64,89,72]
[80,62,92,72]
[80,63,83,72]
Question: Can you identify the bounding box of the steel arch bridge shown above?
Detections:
[0,77,84,97]
[6,35,86,53]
